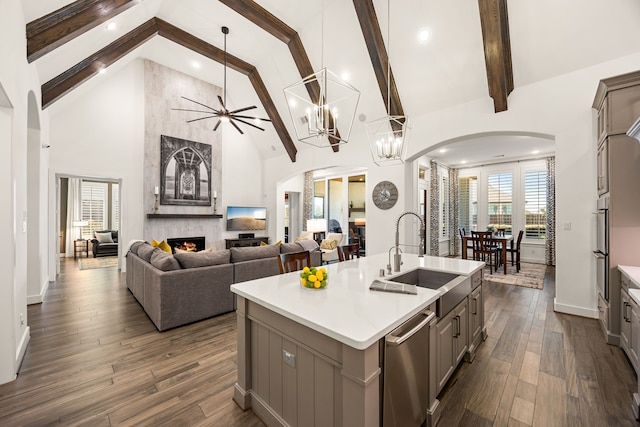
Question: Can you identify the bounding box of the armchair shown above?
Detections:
[319,232,345,264]
[91,230,119,257]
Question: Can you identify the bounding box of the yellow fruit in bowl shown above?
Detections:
[300,265,328,289]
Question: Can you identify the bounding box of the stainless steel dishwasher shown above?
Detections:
[383,308,435,427]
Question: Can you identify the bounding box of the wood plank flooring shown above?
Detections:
[0,258,636,426]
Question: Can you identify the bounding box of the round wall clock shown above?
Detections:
[372,181,398,210]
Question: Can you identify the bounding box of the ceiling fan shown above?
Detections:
[172,26,271,134]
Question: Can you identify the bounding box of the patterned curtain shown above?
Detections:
[303,171,313,231]
[545,156,556,266]
[449,168,459,256]
[429,160,440,256]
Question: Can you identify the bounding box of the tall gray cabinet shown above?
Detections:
[592,70,640,345]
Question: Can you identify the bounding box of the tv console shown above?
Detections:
[225,237,269,249]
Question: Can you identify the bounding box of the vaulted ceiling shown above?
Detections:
[21,0,640,163]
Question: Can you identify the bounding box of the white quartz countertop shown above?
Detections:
[230,253,485,350]
[619,265,640,289]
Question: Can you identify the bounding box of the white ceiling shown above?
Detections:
[21,0,640,163]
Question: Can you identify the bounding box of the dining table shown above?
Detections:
[461,234,513,274]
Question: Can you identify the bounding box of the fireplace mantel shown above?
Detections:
[147,213,223,219]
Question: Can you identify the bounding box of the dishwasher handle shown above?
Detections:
[386,309,435,347]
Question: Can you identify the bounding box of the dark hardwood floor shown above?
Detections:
[0,259,636,426]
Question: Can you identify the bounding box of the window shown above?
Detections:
[524,170,547,239]
[458,176,477,233]
[440,171,450,238]
[487,173,512,232]
[80,181,119,238]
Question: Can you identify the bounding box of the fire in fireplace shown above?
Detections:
[166,236,206,254]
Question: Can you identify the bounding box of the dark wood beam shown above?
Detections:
[219,0,341,152]
[155,19,297,162]
[41,18,158,110]
[352,0,404,119]
[41,17,297,162]
[478,0,514,113]
[26,0,138,63]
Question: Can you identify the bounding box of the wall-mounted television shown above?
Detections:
[226,206,267,231]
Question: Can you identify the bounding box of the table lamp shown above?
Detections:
[72,220,89,240]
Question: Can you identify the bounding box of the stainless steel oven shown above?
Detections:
[594,196,609,300]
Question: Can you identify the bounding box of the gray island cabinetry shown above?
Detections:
[230,253,485,427]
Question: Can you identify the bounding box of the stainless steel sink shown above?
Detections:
[388,269,471,317]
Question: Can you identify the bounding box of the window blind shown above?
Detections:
[487,173,512,231]
[524,170,546,239]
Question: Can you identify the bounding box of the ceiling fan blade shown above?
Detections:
[233,114,272,122]
[228,105,257,114]
[229,119,245,135]
[187,115,219,123]
[213,119,223,131]
[181,96,217,111]
[232,116,266,131]
[173,108,221,114]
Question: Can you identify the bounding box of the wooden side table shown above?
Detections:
[74,239,88,259]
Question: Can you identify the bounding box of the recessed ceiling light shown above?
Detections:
[192,61,201,69]
[418,28,430,43]
[341,71,350,82]
[106,22,117,31]
[254,118,262,126]
[439,148,447,153]
[460,160,467,164]
[98,67,107,75]
[531,150,540,154]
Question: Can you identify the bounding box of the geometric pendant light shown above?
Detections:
[284,1,360,148]
[366,0,410,166]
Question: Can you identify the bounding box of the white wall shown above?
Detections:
[0,1,48,384]
[49,60,146,272]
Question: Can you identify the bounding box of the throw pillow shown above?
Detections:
[95,232,114,244]
[260,241,268,246]
[320,239,338,250]
[151,239,172,253]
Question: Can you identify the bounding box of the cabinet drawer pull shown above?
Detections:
[471,298,477,315]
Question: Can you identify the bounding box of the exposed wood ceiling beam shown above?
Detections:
[26,0,138,63]
[41,18,158,110]
[352,0,404,120]
[478,0,514,113]
[41,17,297,162]
[219,0,341,152]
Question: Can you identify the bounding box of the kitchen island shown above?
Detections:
[231,252,484,427]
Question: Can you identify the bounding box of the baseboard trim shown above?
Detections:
[16,327,30,372]
[553,298,598,319]
[27,280,50,305]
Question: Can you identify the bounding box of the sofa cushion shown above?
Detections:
[129,241,145,255]
[150,249,181,271]
[230,245,280,262]
[95,231,114,244]
[137,243,156,262]
[280,242,304,254]
[174,250,231,269]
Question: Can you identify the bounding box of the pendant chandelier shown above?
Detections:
[284,1,360,148]
[172,26,271,134]
[366,0,410,166]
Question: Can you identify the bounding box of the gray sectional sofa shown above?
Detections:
[126,241,321,331]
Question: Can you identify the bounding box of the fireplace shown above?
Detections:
[166,236,206,254]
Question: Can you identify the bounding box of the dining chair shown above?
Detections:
[471,231,499,274]
[460,228,474,257]
[338,243,360,261]
[506,230,524,272]
[278,251,312,274]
